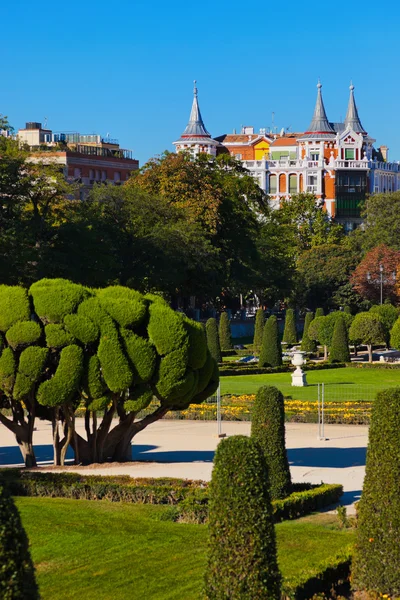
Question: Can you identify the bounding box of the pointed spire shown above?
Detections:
[181,80,211,138]
[345,82,366,134]
[305,81,335,134]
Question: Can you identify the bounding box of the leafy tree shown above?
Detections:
[370,304,399,348]
[350,244,400,304]
[205,435,281,599]
[389,317,400,350]
[0,482,39,599]
[344,305,352,314]
[349,312,386,362]
[219,312,232,350]
[206,318,221,364]
[282,309,297,346]
[300,311,317,353]
[308,312,353,360]
[329,314,350,363]
[315,307,324,318]
[352,388,400,595]
[359,191,400,251]
[251,386,291,499]
[253,308,265,355]
[259,316,282,367]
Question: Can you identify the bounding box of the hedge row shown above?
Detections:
[349,362,400,369]
[219,363,346,376]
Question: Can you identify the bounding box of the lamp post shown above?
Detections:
[367,264,396,305]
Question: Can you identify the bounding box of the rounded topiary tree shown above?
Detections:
[205,435,281,600]
[329,314,350,363]
[251,386,291,499]
[344,305,352,314]
[206,318,221,364]
[259,316,282,368]
[219,312,232,351]
[352,388,400,596]
[253,308,265,355]
[300,311,317,353]
[349,312,385,363]
[390,316,400,350]
[0,483,39,599]
[315,307,324,318]
[283,308,297,346]
[370,304,399,349]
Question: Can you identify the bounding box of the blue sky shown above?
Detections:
[3,0,400,165]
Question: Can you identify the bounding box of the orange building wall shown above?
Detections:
[324,173,335,199]
[224,145,255,160]
[279,173,286,193]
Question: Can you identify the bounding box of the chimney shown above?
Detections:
[379,145,389,162]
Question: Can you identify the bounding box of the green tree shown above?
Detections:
[329,314,350,363]
[309,312,353,360]
[352,388,400,595]
[259,316,282,367]
[358,191,400,251]
[205,436,281,600]
[219,312,232,350]
[350,244,400,305]
[206,318,221,364]
[253,308,265,355]
[349,312,386,362]
[389,317,400,350]
[0,482,39,599]
[300,311,317,353]
[251,386,291,499]
[282,309,297,346]
[315,307,324,318]
[370,304,399,348]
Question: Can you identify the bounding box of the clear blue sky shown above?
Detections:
[3,0,400,165]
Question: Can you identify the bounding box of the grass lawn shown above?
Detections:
[220,366,400,401]
[17,497,353,600]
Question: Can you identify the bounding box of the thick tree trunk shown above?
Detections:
[368,344,373,363]
[17,439,37,468]
[0,404,37,468]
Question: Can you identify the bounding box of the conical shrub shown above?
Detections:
[344,306,352,314]
[0,483,39,599]
[205,435,281,600]
[329,314,350,363]
[253,308,265,355]
[218,312,232,351]
[251,386,291,499]
[282,309,297,346]
[259,316,282,367]
[352,388,400,596]
[206,318,221,364]
[300,311,317,353]
[315,307,324,318]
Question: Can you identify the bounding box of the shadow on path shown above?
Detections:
[131,445,215,463]
[288,447,366,469]
[0,444,74,466]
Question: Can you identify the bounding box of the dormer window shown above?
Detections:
[345,149,355,160]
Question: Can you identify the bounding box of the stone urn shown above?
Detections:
[291,350,308,387]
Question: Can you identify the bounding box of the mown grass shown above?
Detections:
[17,497,354,600]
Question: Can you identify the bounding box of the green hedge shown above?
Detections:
[219,363,346,376]
[350,362,400,369]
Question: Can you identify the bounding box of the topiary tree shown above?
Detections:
[206,318,221,364]
[349,312,386,363]
[253,307,265,355]
[282,308,297,346]
[344,305,352,314]
[251,386,291,499]
[370,304,399,349]
[390,316,400,350]
[0,482,39,599]
[204,435,281,600]
[352,388,400,596]
[315,307,324,318]
[259,316,282,367]
[300,311,317,353]
[218,312,232,351]
[308,312,353,361]
[329,314,350,363]
[0,279,219,466]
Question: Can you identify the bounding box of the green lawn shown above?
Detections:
[17,497,353,600]
[220,366,400,401]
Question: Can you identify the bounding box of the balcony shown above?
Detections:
[335,160,369,169]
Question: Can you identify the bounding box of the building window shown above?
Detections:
[345,148,355,160]
[269,174,277,193]
[310,152,319,161]
[235,153,242,160]
[95,170,101,180]
[74,168,81,179]
[101,170,107,181]
[114,172,121,182]
[289,174,297,194]
[89,169,94,180]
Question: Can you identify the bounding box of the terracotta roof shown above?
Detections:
[215,134,263,144]
[270,137,300,146]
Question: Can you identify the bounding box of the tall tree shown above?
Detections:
[283,309,297,346]
[253,308,265,355]
[300,311,317,353]
[259,316,282,367]
[219,312,232,350]
[350,244,400,304]
[349,312,386,362]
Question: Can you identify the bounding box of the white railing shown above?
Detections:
[335,160,369,169]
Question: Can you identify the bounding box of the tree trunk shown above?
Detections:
[0,402,37,468]
[324,345,328,361]
[368,344,373,363]
[353,344,358,357]
[17,440,37,468]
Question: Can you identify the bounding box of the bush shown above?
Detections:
[390,316,400,350]
[352,387,400,596]
[14,347,48,400]
[218,312,232,351]
[30,278,89,323]
[251,386,291,499]
[349,312,386,362]
[204,436,281,599]
[315,307,324,318]
[259,316,282,368]
[37,344,84,407]
[205,318,221,364]
[253,307,265,355]
[64,314,99,344]
[370,303,399,347]
[329,314,350,363]
[5,322,42,350]
[120,329,156,383]
[0,483,39,599]
[283,309,297,345]
[0,286,30,332]
[301,312,317,353]
[45,324,76,348]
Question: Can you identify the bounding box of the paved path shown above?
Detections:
[0,419,367,511]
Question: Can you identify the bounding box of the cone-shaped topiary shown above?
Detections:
[329,314,350,363]
[251,386,291,499]
[253,308,265,355]
[0,482,39,599]
[259,316,282,367]
[282,308,297,346]
[219,312,232,351]
[315,307,324,318]
[206,318,221,364]
[300,311,317,353]
[204,435,281,600]
[344,305,352,314]
[352,388,400,596]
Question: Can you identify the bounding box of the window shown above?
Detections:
[114,172,121,182]
[289,174,297,194]
[235,153,242,160]
[345,148,355,160]
[269,175,277,193]
[95,170,101,180]
[74,168,81,178]
[310,152,319,161]
[101,170,107,181]
[89,169,94,180]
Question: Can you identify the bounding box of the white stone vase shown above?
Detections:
[291,351,308,387]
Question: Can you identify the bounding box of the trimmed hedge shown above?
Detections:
[259,315,282,368]
[253,307,264,355]
[219,362,346,376]
[0,286,30,332]
[329,314,350,363]
[300,312,317,353]
[5,321,42,350]
[37,344,84,407]
[283,309,297,345]
[218,312,232,351]
[205,318,221,364]
[350,362,400,369]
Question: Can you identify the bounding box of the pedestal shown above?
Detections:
[291,367,307,387]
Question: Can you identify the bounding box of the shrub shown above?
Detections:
[37,344,84,407]
[329,314,350,363]
[301,311,317,353]
[147,302,189,356]
[183,318,207,370]
[29,278,89,323]
[5,322,42,350]
[205,318,221,364]
[349,312,386,362]
[64,314,99,345]
[204,436,281,599]
[253,307,265,354]
[0,348,16,394]
[45,324,76,348]
[259,316,282,367]
[352,388,400,596]
[218,312,232,351]
[0,286,30,332]
[0,483,39,599]
[14,347,48,400]
[98,297,147,329]
[120,329,156,383]
[315,307,324,318]
[370,303,399,347]
[390,316,400,350]
[251,386,291,499]
[344,305,352,314]
[283,308,297,345]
